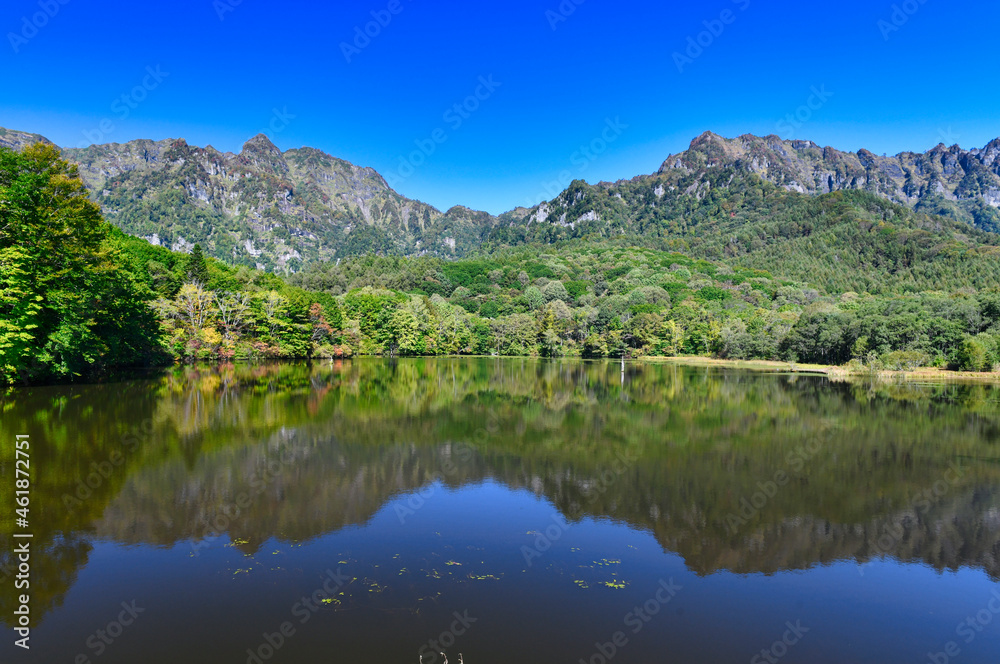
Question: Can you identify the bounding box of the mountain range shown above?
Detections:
[2,125,999,271]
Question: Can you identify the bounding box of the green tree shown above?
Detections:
[185,244,210,285]
[524,286,545,311]
[954,336,989,372]
[0,144,163,383]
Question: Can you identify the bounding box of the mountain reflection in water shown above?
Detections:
[2,358,999,663]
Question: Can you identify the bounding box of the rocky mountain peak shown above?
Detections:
[0,127,54,152]
[241,133,279,154]
[238,133,288,176]
[4,123,1000,271]
[979,138,1000,166]
[652,131,1000,220]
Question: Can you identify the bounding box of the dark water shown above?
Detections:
[2,358,1000,664]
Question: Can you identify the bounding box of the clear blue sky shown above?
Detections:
[2,0,998,214]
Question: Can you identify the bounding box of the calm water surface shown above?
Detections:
[2,358,1000,663]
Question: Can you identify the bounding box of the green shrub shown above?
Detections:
[880,350,932,371]
[953,336,990,372]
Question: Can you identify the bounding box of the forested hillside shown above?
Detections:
[4,126,1000,277]
[5,136,1000,386]
[492,167,1000,294]
[291,243,1000,370]
[0,145,346,384]
[0,126,497,271]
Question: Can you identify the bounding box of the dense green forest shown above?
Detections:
[4,144,1000,385]
[0,144,164,384]
[491,169,1000,294]
[291,245,1000,370]
[0,145,341,384]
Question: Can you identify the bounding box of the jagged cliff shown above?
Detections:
[659,131,1000,229]
[1,126,496,271]
[4,125,999,272]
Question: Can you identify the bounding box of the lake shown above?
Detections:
[2,358,999,664]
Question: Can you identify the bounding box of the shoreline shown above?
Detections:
[639,355,1000,384]
[8,355,1000,390]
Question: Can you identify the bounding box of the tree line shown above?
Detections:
[4,145,1000,385]
[291,246,1000,371]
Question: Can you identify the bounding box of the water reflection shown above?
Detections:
[3,360,999,628]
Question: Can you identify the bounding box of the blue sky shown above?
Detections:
[2,0,998,214]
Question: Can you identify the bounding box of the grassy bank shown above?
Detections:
[639,355,1000,384]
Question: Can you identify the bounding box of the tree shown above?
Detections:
[388,307,423,356]
[177,283,216,330]
[626,312,663,352]
[259,290,289,338]
[583,333,608,358]
[537,306,561,357]
[524,286,545,311]
[0,144,163,383]
[215,291,251,340]
[492,314,537,355]
[781,310,851,364]
[185,244,210,286]
[541,280,569,303]
[658,320,685,356]
[954,336,989,372]
[146,259,180,296]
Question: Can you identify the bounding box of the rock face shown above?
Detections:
[5,126,1000,271]
[498,131,1000,241]
[658,131,1000,229]
[2,127,496,272]
[0,127,55,151]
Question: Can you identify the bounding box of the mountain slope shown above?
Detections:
[5,125,1000,287]
[65,134,500,271]
[658,131,1000,231]
[0,126,54,150]
[1,127,497,271]
[490,161,1000,294]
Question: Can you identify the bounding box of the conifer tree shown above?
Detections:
[185,244,210,285]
